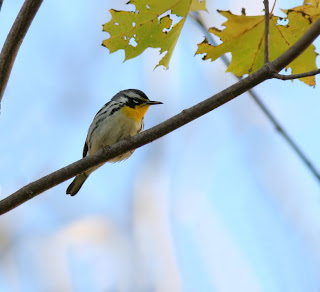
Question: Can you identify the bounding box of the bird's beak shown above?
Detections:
[146,100,163,105]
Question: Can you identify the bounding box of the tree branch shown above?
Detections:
[0,66,274,215]
[263,0,270,63]
[274,69,320,80]
[0,0,43,104]
[1,17,320,215]
[190,12,320,183]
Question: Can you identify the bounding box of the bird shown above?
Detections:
[66,89,163,196]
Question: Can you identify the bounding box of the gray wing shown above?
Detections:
[81,101,112,158]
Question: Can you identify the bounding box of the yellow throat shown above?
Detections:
[121,104,150,122]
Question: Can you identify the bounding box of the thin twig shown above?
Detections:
[263,0,270,63]
[1,17,320,214]
[0,0,43,104]
[190,11,320,183]
[0,0,3,12]
[274,69,320,80]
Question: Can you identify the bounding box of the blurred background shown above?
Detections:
[1,0,320,291]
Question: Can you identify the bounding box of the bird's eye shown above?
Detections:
[132,99,139,104]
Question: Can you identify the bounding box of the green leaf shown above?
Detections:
[102,0,206,69]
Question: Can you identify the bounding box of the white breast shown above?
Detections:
[86,109,144,162]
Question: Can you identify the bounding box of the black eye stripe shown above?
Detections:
[122,93,148,108]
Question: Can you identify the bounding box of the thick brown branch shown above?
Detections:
[1,19,320,215]
[0,0,43,103]
[274,69,320,80]
[0,67,274,215]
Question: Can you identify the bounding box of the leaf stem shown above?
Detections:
[264,0,270,63]
[270,0,277,15]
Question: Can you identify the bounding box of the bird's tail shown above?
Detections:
[66,173,89,196]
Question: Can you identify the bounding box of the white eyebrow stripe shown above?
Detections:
[126,91,141,98]
[117,95,129,103]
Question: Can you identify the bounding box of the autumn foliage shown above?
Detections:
[103,0,320,85]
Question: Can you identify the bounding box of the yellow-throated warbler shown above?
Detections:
[66,89,162,196]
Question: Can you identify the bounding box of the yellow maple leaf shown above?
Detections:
[287,2,320,22]
[190,0,207,12]
[196,10,317,85]
[102,0,206,69]
[303,0,320,7]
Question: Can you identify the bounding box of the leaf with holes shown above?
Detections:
[286,1,320,22]
[196,10,317,85]
[102,0,206,69]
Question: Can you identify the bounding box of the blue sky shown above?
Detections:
[0,0,320,291]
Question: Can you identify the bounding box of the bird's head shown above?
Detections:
[114,89,163,121]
